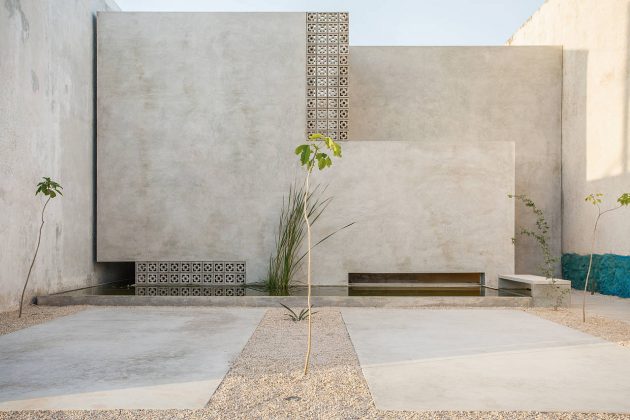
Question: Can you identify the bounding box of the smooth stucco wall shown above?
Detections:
[349,46,562,276]
[0,0,119,311]
[96,12,307,267]
[508,0,630,257]
[309,141,515,287]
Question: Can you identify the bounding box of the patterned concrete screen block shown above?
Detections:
[135,261,246,286]
[135,286,246,297]
[306,12,349,141]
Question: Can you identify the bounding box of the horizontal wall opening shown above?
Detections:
[348,273,483,285]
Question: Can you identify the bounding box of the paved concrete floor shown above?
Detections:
[571,289,630,323]
[0,307,264,410]
[343,308,630,413]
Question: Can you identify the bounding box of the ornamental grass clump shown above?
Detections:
[264,183,354,295]
[265,184,328,295]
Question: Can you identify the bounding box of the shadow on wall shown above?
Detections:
[560,8,630,296]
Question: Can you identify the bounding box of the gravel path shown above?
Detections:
[0,305,86,336]
[526,307,630,347]
[2,307,629,419]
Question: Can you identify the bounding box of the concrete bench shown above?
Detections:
[498,274,571,308]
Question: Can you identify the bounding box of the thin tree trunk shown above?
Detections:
[19,197,50,318]
[303,171,312,376]
[582,214,600,323]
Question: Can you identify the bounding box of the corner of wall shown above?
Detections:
[506,0,556,45]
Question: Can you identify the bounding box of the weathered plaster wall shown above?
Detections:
[97,13,515,286]
[508,0,630,257]
[349,46,563,276]
[0,0,119,312]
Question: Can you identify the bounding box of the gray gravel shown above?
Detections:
[2,307,630,419]
[0,305,86,336]
[526,307,630,347]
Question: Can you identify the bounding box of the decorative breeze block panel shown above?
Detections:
[135,286,246,297]
[135,261,246,285]
[306,12,349,141]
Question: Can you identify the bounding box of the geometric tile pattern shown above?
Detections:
[135,261,246,286]
[135,286,246,297]
[306,12,349,141]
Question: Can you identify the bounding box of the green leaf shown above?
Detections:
[35,177,63,199]
[295,144,312,166]
[279,303,298,319]
[585,193,603,205]
[295,144,307,156]
[618,193,630,206]
[333,143,342,158]
[317,157,325,170]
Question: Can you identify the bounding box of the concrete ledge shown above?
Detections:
[36,295,532,308]
[499,274,571,286]
[499,274,570,308]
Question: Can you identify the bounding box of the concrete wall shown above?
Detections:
[310,141,515,287]
[508,0,630,257]
[0,0,119,312]
[349,46,563,276]
[96,12,307,267]
[97,13,515,286]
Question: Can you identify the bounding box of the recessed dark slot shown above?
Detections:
[348,287,482,297]
[348,273,482,284]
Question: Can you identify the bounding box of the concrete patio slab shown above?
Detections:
[343,308,630,413]
[0,307,265,410]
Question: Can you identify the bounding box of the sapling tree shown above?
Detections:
[295,133,342,375]
[18,177,63,318]
[582,192,630,322]
[509,194,564,309]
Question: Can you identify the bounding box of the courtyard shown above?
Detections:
[3,0,630,417]
[1,297,630,418]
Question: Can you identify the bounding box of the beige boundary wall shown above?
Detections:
[0,0,119,311]
[509,0,630,257]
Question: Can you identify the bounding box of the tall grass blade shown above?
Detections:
[263,182,354,294]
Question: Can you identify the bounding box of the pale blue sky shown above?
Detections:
[114,0,546,46]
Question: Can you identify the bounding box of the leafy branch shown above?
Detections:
[581,192,630,322]
[295,133,342,376]
[19,177,63,318]
[509,194,558,281]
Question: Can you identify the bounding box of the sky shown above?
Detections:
[114,0,547,46]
